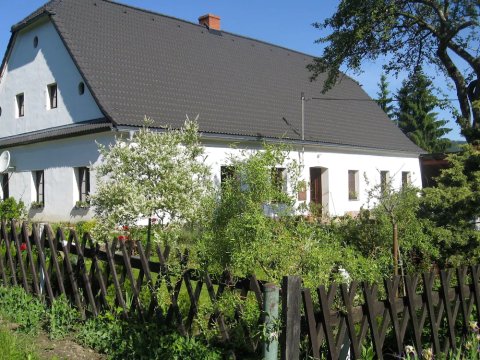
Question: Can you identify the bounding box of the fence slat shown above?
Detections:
[2,220,17,285]
[45,225,66,296]
[57,228,85,319]
[22,223,40,296]
[32,223,54,302]
[302,288,320,359]
[280,276,301,360]
[364,283,383,360]
[423,271,441,355]
[105,241,128,317]
[74,233,98,315]
[11,221,29,292]
[440,270,456,353]
[0,221,8,285]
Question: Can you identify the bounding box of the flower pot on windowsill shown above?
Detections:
[30,201,44,209]
[75,201,90,210]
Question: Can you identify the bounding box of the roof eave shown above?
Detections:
[114,125,423,157]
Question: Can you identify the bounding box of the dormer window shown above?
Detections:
[48,83,58,109]
[16,93,24,117]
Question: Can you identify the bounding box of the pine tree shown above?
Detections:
[396,70,452,153]
[376,73,394,120]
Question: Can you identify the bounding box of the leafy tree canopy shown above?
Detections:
[91,118,212,242]
[396,69,452,153]
[309,0,480,143]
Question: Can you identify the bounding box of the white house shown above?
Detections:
[0,0,422,222]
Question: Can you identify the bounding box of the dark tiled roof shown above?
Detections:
[0,119,111,149]
[6,0,422,153]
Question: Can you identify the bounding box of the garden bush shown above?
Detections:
[0,197,26,221]
[0,286,45,334]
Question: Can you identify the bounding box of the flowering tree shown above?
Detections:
[90,118,212,242]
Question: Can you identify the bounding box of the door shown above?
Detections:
[310,168,322,205]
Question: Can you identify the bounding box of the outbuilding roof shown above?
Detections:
[3,0,423,154]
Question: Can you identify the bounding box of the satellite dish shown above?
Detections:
[0,151,11,173]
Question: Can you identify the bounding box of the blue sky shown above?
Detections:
[0,0,464,140]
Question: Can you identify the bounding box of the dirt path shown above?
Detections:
[34,332,107,360]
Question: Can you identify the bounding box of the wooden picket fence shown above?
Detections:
[1,220,480,359]
[0,220,266,358]
[281,267,480,359]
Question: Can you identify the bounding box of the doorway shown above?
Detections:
[310,167,329,213]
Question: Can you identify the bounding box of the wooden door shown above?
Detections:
[310,168,322,205]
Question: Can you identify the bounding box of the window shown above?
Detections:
[77,167,90,202]
[0,174,8,200]
[78,82,85,95]
[380,171,390,193]
[348,170,359,200]
[271,167,287,193]
[33,36,39,48]
[220,165,236,185]
[48,84,58,109]
[402,171,411,188]
[34,170,45,205]
[16,93,24,117]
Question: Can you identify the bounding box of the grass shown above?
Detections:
[0,326,40,360]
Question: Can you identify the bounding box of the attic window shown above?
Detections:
[78,82,85,95]
[47,83,58,109]
[33,36,38,48]
[16,93,24,117]
[0,106,2,117]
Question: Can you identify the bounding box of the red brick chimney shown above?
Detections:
[198,14,221,30]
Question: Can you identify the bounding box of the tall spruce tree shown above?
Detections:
[376,73,395,120]
[396,70,452,153]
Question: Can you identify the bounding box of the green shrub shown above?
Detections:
[46,294,79,339]
[0,197,27,221]
[0,286,45,334]
[78,313,222,359]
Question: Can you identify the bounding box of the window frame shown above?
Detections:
[34,170,45,205]
[402,171,411,189]
[271,167,287,193]
[1,174,8,200]
[47,83,58,109]
[348,170,359,201]
[380,170,390,193]
[77,167,90,203]
[16,93,25,117]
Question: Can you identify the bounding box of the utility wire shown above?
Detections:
[310,97,459,102]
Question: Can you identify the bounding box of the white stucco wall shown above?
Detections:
[3,132,421,222]
[0,19,103,138]
[203,142,421,217]
[4,132,114,222]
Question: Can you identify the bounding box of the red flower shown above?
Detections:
[118,235,126,241]
[122,225,129,231]
[20,243,27,252]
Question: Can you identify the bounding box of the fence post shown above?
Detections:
[281,276,301,360]
[263,283,280,360]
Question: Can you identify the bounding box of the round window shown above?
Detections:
[78,82,85,95]
[33,36,39,48]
